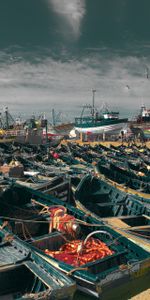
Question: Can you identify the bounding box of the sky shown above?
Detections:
[0,0,150,122]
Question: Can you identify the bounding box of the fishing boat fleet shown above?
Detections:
[0,135,150,300]
[0,94,150,299]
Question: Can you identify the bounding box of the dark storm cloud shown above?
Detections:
[0,0,149,50]
[0,0,55,48]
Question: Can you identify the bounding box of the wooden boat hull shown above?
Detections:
[74,120,127,135]
[0,228,76,300]
[28,231,150,298]
[97,162,150,194]
[102,215,150,252]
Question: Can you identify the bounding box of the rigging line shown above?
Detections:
[0,215,131,235]
[0,216,51,223]
[0,215,105,227]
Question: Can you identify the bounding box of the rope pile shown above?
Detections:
[45,237,114,267]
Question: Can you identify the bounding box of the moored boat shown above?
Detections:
[71,90,128,140]
[103,215,150,252]
[0,226,76,300]
[73,174,150,253]
[97,161,150,194]
[136,105,150,123]
[74,174,150,218]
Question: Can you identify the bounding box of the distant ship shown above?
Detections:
[70,90,128,138]
[129,104,150,140]
[136,105,150,123]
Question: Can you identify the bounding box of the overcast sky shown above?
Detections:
[0,0,150,121]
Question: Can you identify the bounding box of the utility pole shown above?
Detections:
[5,107,9,129]
[52,109,55,126]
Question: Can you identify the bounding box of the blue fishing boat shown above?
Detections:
[73,174,150,250]
[71,90,128,140]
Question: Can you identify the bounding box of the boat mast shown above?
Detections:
[146,66,149,79]
[92,89,96,117]
[0,113,2,128]
[5,107,9,129]
[52,108,56,126]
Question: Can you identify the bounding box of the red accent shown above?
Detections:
[52,152,59,159]
[44,238,114,267]
[49,207,77,237]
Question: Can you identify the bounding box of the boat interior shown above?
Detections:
[1,184,147,273]
[16,174,72,202]
[0,234,49,300]
[0,185,50,239]
[104,215,150,240]
[27,221,149,290]
[74,175,150,218]
[0,182,150,298]
[0,264,49,299]
[97,163,150,194]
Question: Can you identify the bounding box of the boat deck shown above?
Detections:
[103,216,150,252]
